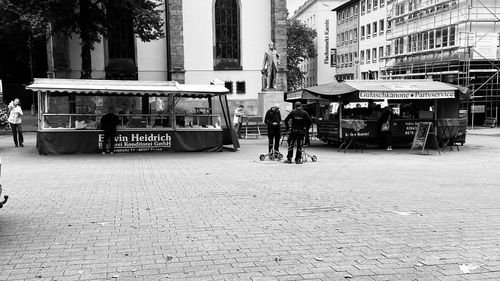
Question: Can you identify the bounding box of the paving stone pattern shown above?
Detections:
[0,131,500,281]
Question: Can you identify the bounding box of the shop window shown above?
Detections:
[214,0,241,70]
[236,81,246,94]
[224,81,233,94]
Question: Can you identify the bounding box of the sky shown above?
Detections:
[287,0,306,16]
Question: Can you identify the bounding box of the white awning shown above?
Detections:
[26,78,229,97]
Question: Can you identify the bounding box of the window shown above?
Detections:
[366,49,371,63]
[411,34,417,52]
[361,26,365,39]
[396,3,405,16]
[349,53,353,65]
[360,50,365,64]
[236,81,246,94]
[379,46,384,61]
[354,5,359,17]
[361,0,366,13]
[354,29,358,41]
[435,29,442,48]
[379,20,384,34]
[380,0,385,7]
[224,81,233,94]
[366,24,371,38]
[423,32,428,50]
[345,31,349,44]
[386,44,391,56]
[346,8,350,19]
[429,30,434,49]
[337,34,341,47]
[367,0,371,11]
[341,33,345,45]
[417,33,422,51]
[442,27,448,47]
[354,52,358,63]
[374,0,378,10]
[387,20,392,32]
[449,26,456,46]
[373,22,378,36]
[372,48,377,62]
[214,0,240,70]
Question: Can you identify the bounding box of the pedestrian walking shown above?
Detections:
[100,107,120,154]
[233,105,245,139]
[264,103,282,154]
[284,102,312,164]
[378,106,394,151]
[8,98,23,147]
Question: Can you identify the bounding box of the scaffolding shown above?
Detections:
[382,0,500,125]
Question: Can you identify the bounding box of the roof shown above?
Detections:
[286,80,468,101]
[26,78,229,97]
[331,0,358,12]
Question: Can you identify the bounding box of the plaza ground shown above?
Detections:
[0,128,499,280]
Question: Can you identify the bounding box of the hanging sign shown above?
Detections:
[360,91,455,99]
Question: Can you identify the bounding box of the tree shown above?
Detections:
[286,19,317,91]
[0,0,165,79]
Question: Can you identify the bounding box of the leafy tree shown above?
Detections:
[286,19,317,91]
[0,0,165,79]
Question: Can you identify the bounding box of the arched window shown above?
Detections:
[214,0,241,70]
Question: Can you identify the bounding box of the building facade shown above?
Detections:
[46,0,288,112]
[383,0,500,124]
[333,0,360,81]
[291,0,344,87]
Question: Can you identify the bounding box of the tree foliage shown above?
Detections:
[0,0,165,78]
[286,19,317,91]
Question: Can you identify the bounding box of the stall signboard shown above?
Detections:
[410,122,431,152]
[471,105,485,113]
[98,132,172,152]
[359,91,455,100]
[286,91,303,100]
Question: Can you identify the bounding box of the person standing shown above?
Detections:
[233,105,245,139]
[262,42,280,89]
[100,107,120,154]
[284,102,312,164]
[378,106,394,151]
[8,98,23,147]
[264,103,282,154]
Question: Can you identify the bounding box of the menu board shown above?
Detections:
[411,122,432,152]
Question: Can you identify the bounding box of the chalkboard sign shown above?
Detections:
[411,122,435,154]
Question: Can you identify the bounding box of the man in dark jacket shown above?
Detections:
[100,107,121,154]
[264,103,282,154]
[284,102,312,164]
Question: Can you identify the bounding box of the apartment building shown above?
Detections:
[332,0,360,80]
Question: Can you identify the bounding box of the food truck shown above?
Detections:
[285,80,468,148]
[26,78,239,154]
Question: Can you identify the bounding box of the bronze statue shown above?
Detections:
[262,42,280,90]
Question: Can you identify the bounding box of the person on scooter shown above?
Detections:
[264,103,282,156]
[284,102,312,164]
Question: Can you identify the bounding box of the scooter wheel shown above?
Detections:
[277,154,283,161]
[259,155,266,161]
[311,155,317,162]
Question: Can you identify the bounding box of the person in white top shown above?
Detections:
[233,105,244,139]
[8,98,24,147]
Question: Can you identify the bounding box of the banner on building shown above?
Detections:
[359,91,455,99]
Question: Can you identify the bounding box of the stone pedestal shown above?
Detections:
[258,90,292,118]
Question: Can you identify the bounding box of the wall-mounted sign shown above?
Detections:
[324,20,330,64]
[98,132,172,152]
[359,91,455,99]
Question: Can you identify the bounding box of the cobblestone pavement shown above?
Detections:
[1,130,500,281]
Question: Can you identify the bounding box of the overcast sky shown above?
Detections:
[287,0,306,16]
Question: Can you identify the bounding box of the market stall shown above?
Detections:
[285,80,468,148]
[27,79,239,154]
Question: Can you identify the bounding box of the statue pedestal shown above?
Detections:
[257,90,292,118]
